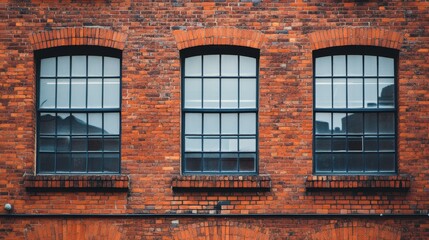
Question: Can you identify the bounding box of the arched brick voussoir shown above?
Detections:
[29,28,127,51]
[308,28,404,50]
[173,27,266,50]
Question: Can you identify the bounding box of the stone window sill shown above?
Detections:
[171,175,271,192]
[24,174,129,192]
[305,174,411,191]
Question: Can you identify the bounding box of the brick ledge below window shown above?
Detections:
[305,174,411,191]
[24,174,129,192]
[172,175,271,192]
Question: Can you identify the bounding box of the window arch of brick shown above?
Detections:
[29,28,127,51]
[172,27,265,50]
[308,28,404,51]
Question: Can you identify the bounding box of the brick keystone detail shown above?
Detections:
[171,175,271,192]
[24,174,129,192]
[172,27,265,50]
[305,175,411,190]
[29,28,127,51]
[308,28,404,50]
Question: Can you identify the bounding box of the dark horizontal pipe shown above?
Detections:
[1,213,428,218]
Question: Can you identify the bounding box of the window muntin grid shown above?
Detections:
[313,47,397,174]
[37,49,121,174]
[182,47,259,174]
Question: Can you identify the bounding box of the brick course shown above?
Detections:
[0,0,428,239]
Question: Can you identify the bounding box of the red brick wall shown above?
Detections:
[0,0,428,239]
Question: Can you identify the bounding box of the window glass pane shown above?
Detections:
[185,136,201,151]
[72,137,87,152]
[379,153,395,171]
[239,153,255,171]
[315,137,331,152]
[56,153,70,172]
[39,113,56,134]
[185,113,202,134]
[203,136,219,152]
[364,78,378,108]
[379,57,394,76]
[239,137,256,152]
[57,113,70,135]
[364,56,377,76]
[333,55,346,76]
[315,56,331,76]
[315,113,331,134]
[88,56,102,76]
[88,113,103,135]
[333,78,346,108]
[332,137,346,151]
[88,137,103,151]
[88,153,103,172]
[348,137,363,151]
[221,153,238,171]
[333,113,346,134]
[347,113,363,134]
[379,113,394,134]
[348,153,363,171]
[365,153,379,172]
[221,137,238,152]
[41,57,56,77]
[239,56,256,76]
[88,78,102,108]
[39,79,56,108]
[379,138,395,151]
[239,113,256,134]
[71,78,86,108]
[185,153,202,172]
[203,78,219,108]
[185,56,202,76]
[347,55,362,76]
[71,113,87,134]
[104,57,120,77]
[221,113,238,134]
[315,154,332,172]
[203,154,219,171]
[348,78,363,108]
[332,153,347,172]
[203,55,219,76]
[39,137,55,152]
[104,153,119,172]
[379,78,394,108]
[364,138,378,151]
[315,78,332,108]
[221,78,238,108]
[57,56,70,77]
[364,113,378,134]
[203,113,220,134]
[103,78,120,108]
[71,153,86,172]
[104,137,120,152]
[38,153,55,172]
[57,79,70,108]
[72,56,86,77]
[184,78,202,108]
[221,55,238,76]
[104,113,120,135]
[239,78,257,108]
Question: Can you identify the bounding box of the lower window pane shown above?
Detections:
[364,138,378,151]
[39,137,56,152]
[315,154,332,172]
[379,153,395,172]
[72,137,87,152]
[239,137,256,152]
[71,154,86,172]
[239,154,255,172]
[104,153,119,172]
[39,153,55,172]
[348,153,363,172]
[56,153,70,172]
[348,137,362,151]
[88,153,103,172]
[185,153,202,172]
[315,137,331,152]
[221,154,238,171]
[379,138,395,151]
[365,153,379,172]
[104,138,120,152]
[203,154,219,172]
[333,153,347,172]
[88,138,103,151]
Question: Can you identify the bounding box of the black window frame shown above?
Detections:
[313,46,398,175]
[181,45,260,175]
[35,46,122,174]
